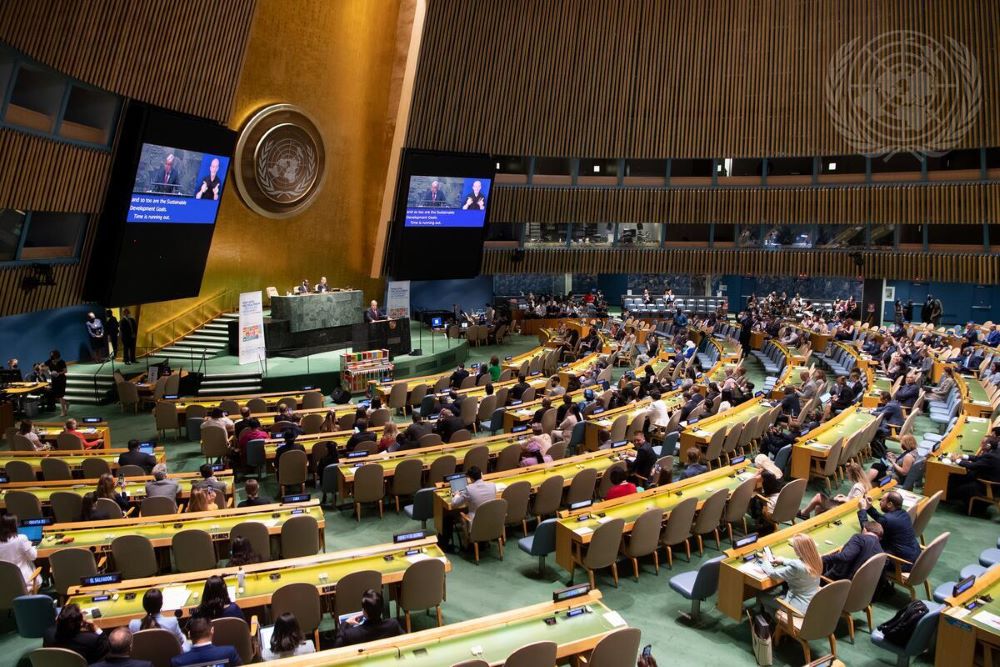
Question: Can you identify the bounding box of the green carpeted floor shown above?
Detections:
[5,335,994,666]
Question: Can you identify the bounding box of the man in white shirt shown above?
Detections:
[202,408,235,435]
[452,466,497,520]
[647,390,670,428]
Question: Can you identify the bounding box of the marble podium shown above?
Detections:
[270,290,364,332]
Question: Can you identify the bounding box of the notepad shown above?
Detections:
[603,611,627,627]
[161,586,191,610]
[575,526,593,535]
[596,516,614,525]
[495,483,507,493]
[973,610,1000,630]
[738,561,768,580]
[406,553,432,564]
[694,429,711,437]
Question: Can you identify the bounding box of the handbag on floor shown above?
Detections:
[748,609,773,666]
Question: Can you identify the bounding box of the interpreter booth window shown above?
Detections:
[6,64,65,134]
[523,223,568,247]
[0,50,14,107]
[816,224,865,249]
[0,208,26,262]
[484,222,520,243]
[670,159,713,185]
[717,158,763,185]
[20,212,85,260]
[711,224,736,247]
[818,155,866,184]
[870,153,923,182]
[570,223,613,245]
[664,223,710,246]
[736,224,761,248]
[59,84,118,146]
[987,148,1000,176]
[625,159,666,177]
[928,224,984,252]
[870,224,896,248]
[898,224,924,249]
[532,157,572,186]
[495,155,529,175]
[925,149,981,174]
[618,223,661,246]
[990,225,1000,250]
[762,224,816,249]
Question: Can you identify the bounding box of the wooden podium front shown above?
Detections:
[352,318,412,357]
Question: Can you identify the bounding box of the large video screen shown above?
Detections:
[403,175,492,228]
[127,143,230,224]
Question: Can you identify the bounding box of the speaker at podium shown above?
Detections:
[352,318,411,357]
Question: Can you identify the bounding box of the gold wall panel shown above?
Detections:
[140,0,409,332]
[407,0,1000,158]
[482,248,1000,285]
[489,183,999,225]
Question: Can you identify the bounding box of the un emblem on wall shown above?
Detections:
[234,104,326,218]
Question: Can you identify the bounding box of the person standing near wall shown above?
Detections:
[120,309,138,364]
[104,309,119,361]
[85,312,106,363]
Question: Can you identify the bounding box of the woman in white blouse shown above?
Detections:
[0,515,38,589]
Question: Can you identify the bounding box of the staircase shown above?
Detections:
[148,313,237,364]
[198,371,263,396]
[64,370,116,405]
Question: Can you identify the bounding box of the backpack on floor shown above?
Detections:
[877,599,928,646]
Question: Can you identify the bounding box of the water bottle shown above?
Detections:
[237,567,245,593]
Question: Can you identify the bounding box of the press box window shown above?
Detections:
[0,208,26,262]
[59,84,118,145]
[5,64,66,134]
[20,212,85,260]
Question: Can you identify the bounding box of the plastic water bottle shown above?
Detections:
[237,567,245,593]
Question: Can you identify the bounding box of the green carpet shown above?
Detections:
[4,337,994,666]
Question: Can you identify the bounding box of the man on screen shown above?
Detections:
[195,158,222,200]
[462,180,486,210]
[365,300,385,323]
[421,180,447,206]
[152,154,179,193]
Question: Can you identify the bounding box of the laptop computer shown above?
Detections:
[447,474,468,494]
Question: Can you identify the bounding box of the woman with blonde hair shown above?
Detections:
[798,460,872,519]
[378,422,399,452]
[868,433,919,483]
[187,487,216,513]
[757,533,822,613]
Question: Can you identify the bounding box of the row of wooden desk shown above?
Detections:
[0,447,164,478]
[0,470,233,509]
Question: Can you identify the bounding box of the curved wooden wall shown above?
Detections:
[489,183,1000,225]
[407,0,1000,158]
[0,0,257,123]
[482,248,1000,285]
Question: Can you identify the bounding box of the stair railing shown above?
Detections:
[142,288,236,358]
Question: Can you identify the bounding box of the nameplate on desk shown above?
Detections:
[592,408,605,415]
[393,530,425,544]
[81,417,103,424]
[211,464,225,472]
[509,400,523,406]
[511,425,528,433]
[81,572,121,586]
[569,499,593,510]
[163,395,179,400]
[734,533,758,549]
[505,356,513,361]
[347,451,369,459]
[730,455,746,465]
[22,517,52,527]
[553,583,591,602]
[282,493,310,503]
[302,386,316,390]
[954,575,976,597]
[610,440,628,449]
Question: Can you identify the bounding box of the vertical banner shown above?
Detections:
[238,291,266,365]
[386,281,411,320]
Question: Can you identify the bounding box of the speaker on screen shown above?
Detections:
[383,150,495,280]
[84,102,237,306]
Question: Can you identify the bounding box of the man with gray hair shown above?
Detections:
[144,463,179,499]
[92,627,152,667]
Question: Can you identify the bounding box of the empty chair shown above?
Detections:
[111,535,158,579]
[887,532,950,600]
[449,428,472,443]
[501,641,557,667]
[210,618,254,665]
[49,548,99,598]
[404,487,436,529]
[427,455,456,485]
[141,495,178,517]
[621,508,663,580]
[585,627,642,667]
[118,464,146,477]
[369,408,391,427]
[387,383,408,414]
[333,569,381,630]
[773,579,851,663]
[302,391,324,409]
[462,498,508,564]
[547,442,567,460]
[391,458,424,512]
[50,492,83,523]
[246,398,267,413]
[870,601,943,667]
[29,648,88,667]
[5,460,36,482]
[95,497,124,519]
[40,457,72,481]
[230,521,271,561]
[200,426,230,464]
[172,529,217,572]
[418,432,443,448]
[573,517,625,588]
[462,445,490,474]
[271,582,322,648]
[911,490,942,546]
[280,514,320,558]
[0,560,38,617]
[278,449,308,496]
[131,628,183,667]
[398,557,446,632]
[660,496,698,568]
[517,518,558,575]
[764,478,807,529]
[494,444,522,472]
[80,458,111,479]
[840,553,889,642]
[5,491,43,520]
[502,480,532,539]
[668,555,724,622]
[301,413,324,434]
[691,488,729,555]
[532,475,564,522]
[565,467,598,506]
[153,403,181,440]
[13,595,56,639]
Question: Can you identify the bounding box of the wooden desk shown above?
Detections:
[66,536,449,628]
[0,472,234,508]
[789,407,876,480]
[2,381,47,395]
[862,375,893,408]
[923,414,991,501]
[432,448,632,534]
[717,483,925,620]
[266,590,626,667]
[679,398,774,452]
[36,501,324,559]
[165,391,313,416]
[963,376,994,419]
[555,462,758,574]
[936,563,1000,666]
[0,448,165,478]
[582,399,654,451]
[32,422,112,449]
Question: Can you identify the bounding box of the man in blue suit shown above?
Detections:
[873,391,905,432]
[170,617,242,666]
[858,491,920,571]
[894,375,920,408]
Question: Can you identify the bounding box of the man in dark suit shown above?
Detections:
[364,300,385,323]
[678,390,705,422]
[894,375,920,408]
[237,479,274,508]
[346,419,377,452]
[779,386,801,420]
[874,391,905,432]
[170,617,242,666]
[509,374,531,402]
[402,413,432,448]
[434,408,465,443]
[119,308,138,364]
[193,463,229,497]
[151,154,180,193]
[821,521,884,580]
[831,375,857,412]
[449,363,470,389]
[117,439,157,474]
[948,438,1000,512]
[858,491,920,570]
[629,432,658,480]
[92,627,152,667]
[334,589,404,647]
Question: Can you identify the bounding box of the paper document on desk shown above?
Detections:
[738,560,768,580]
[973,610,1000,631]
[228,586,237,600]
[406,553,432,564]
[694,429,711,438]
[603,611,627,627]
[897,490,920,510]
[161,586,191,610]
[575,526,593,535]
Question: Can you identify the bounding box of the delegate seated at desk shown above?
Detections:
[443,466,496,550]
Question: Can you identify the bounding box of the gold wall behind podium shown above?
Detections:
[141,0,416,334]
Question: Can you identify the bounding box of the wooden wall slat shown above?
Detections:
[0,129,111,212]
[408,0,999,158]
